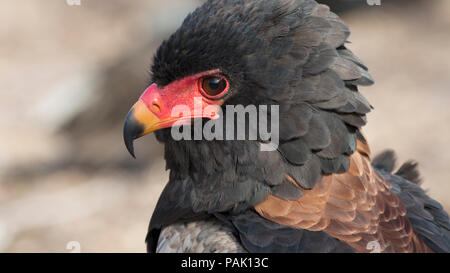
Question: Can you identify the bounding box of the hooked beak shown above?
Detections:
[123,100,163,158]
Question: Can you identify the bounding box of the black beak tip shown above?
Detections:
[123,110,143,159]
[124,135,136,159]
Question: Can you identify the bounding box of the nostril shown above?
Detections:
[152,102,161,113]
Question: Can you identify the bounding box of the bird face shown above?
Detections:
[124,69,233,157]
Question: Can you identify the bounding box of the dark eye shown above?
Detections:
[201,76,228,98]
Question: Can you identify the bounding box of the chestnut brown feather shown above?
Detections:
[255,140,433,253]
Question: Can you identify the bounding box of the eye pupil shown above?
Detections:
[202,76,227,97]
[209,78,221,90]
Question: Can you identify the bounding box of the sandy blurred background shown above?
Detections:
[0,0,448,253]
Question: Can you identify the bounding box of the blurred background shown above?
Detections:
[0,0,449,252]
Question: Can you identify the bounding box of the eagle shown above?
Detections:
[123,0,450,253]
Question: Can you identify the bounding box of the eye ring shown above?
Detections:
[199,75,229,99]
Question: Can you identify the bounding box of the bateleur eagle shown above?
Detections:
[123,0,450,253]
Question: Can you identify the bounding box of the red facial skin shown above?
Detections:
[138,69,228,128]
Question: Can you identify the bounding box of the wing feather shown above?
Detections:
[255,141,434,253]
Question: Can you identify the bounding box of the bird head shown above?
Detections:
[123,0,294,157]
[123,69,229,158]
[123,0,373,211]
